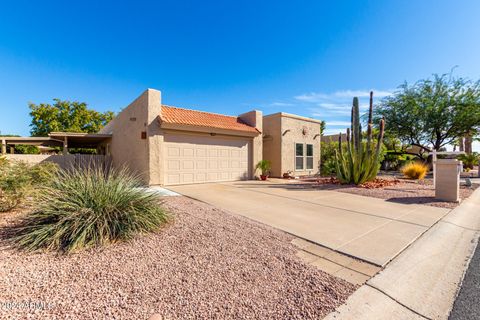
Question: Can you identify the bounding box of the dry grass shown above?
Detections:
[401,162,428,180]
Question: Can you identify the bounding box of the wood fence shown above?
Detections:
[3,154,112,170]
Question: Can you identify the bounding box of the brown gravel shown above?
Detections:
[0,197,355,320]
[312,176,478,209]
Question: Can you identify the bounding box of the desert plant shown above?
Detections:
[458,153,479,170]
[334,92,385,184]
[321,158,338,176]
[401,162,428,180]
[12,166,168,252]
[0,160,59,212]
[320,141,339,175]
[256,160,271,176]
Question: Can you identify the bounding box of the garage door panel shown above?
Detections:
[183,148,194,157]
[197,160,207,169]
[182,173,194,183]
[168,147,180,156]
[167,160,180,170]
[196,148,207,157]
[164,134,250,185]
[196,173,207,182]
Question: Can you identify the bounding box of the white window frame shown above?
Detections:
[306,144,314,170]
[295,143,304,171]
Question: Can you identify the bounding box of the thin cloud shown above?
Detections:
[323,128,346,136]
[326,121,351,126]
[269,102,294,107]
[295,89,392,103]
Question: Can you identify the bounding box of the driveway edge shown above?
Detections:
[324,187,480,320]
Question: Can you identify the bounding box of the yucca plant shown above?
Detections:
[12,166,168,252]
[335,92,386,184]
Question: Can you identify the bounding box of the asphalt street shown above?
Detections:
[449,239,480,320]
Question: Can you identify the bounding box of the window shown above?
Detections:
[306,144,314,170]
[295,143,304,170]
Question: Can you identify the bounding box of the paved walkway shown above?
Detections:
[449,238,480,320]
[168,180,450,266]
[325,187,480,320]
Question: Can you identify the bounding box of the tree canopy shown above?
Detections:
[375,74,480,157]
[29,99,115,136]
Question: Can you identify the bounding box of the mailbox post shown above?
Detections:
[435,159,462,202]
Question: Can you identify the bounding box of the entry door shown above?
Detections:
[164,134,250,185]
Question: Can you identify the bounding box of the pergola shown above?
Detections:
[1,132,112,155]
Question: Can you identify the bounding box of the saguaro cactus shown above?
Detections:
[335,91,385,184]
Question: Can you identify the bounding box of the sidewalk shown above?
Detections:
[324,187,480,320]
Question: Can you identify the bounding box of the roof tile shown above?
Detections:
[160,105,258,133]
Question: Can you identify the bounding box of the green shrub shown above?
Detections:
[321,158,337,176]
[458,153,479,170]
[12,166,168,252]
[14,145,40,154]
[256,160,271,176]
[0,159,59,212]
[401,162,428,180]
[320,141,338,176]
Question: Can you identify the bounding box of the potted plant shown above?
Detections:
[256,160,271,181]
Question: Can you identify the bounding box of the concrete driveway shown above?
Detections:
[168,180,450,266]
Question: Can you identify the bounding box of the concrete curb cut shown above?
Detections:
[324,187,480,320]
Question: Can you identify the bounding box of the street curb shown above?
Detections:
[324,187,480,320]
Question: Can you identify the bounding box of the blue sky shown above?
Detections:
[1,1,479,144]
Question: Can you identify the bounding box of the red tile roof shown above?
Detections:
[160,105,259,133]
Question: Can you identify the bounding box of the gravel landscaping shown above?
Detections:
[0,197,355,320]
[297,176,478,209]
[335,178,478,209]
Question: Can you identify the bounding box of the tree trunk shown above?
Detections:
[464,134,473,154]
[459,137,465,152]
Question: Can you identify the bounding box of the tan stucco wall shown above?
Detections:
[262,115,282,177]
[99,89,153,183]
[435,159,461,202]
[146,89,164,185]
[101,89,261,185]
[263,113,322,177]
[239,110,263,179]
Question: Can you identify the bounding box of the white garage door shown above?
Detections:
[164,134,250,185]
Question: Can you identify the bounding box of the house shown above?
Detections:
[263,112,323,178]
[1,88,323,185]
[322,133,346,144]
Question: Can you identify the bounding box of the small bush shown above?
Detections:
[12,166,168,252]
[321,158,337,176]
[458,153,479,170]
[0,160,59,212]
[401,162,428,180]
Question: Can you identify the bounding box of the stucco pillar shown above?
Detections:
[435,159,462,202]
[1,139,6,154]
[239,110,263,179]
[146,88,164,185]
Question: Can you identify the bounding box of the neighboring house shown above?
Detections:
[263,113,323,177]
[1,88,323,185]
[322,133,346,143]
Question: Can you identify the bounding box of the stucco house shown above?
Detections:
[1,88,323,186]
[97,89,322,185]
[263,112,323,178]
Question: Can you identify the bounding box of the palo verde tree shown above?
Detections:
[29,99,115,136]
[375,73,480,158]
